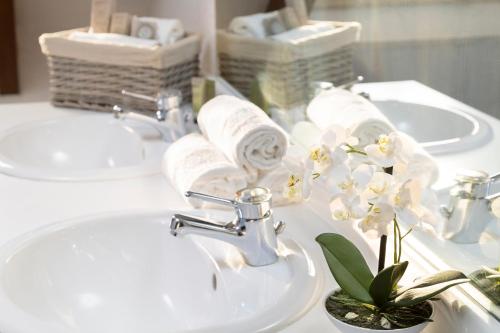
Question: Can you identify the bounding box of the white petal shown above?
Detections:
[352,164,375,188]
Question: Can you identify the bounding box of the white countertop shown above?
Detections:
[0,81,498,332]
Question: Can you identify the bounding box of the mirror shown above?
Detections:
[215,0,500,319]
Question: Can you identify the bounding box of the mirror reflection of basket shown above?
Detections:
[218,21,360,109]
[39,28,201,113]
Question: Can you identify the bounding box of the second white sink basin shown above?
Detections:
[0,114,173,181]
[373,100,492,154]
[0,211,320,333]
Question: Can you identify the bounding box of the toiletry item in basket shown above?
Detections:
[197,95,288,173]
[163,133,249,208]
[278,7,302,29]
[131,17,185,45]
[262,15,287,36]
[90,0,116,33]
[285,0,309,25]
[110,12,132,35]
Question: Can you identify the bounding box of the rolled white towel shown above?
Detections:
[198,95,289,174]
[131,17,184,45]
[69,31,159,48]
[271,21,336,43]
[307,88,395,147]
[228,12,279,39]
[163,133,248,208]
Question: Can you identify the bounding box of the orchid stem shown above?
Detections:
[393,221,398,264]
[394,218,403,263]
[378,166,394,272]
[378,235,387,272]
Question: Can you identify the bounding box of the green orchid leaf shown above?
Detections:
[369,261,408,307]
[395,270,468,296]
[316,233,374,304]
[392,271,469,307]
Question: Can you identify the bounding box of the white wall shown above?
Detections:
[310,1,500,118]
[215,0,269,28]
[311,1,500,42]
[150,0,217,74]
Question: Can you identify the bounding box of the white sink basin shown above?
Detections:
[373,100,492,154]
[0,211,320,333]
[0,114,173,181]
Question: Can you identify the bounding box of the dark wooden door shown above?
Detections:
[0,0,19,94]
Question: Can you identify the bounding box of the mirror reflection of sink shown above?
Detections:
[373,100,492,154]
[0,114,174,181]
[0,211,320,333]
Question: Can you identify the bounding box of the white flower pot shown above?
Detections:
[324,290,434,333]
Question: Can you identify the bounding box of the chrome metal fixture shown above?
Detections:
[170,187,285,266]
[113,89,185,133]
[440,169,500,243]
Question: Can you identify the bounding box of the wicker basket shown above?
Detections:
[39,28,201,112]
[218,21,360,109]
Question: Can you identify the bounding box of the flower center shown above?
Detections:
[377,135,393,154]
[333,210,351,220]
[338,179,355,191]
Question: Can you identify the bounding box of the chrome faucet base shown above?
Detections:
[170,188,285,266]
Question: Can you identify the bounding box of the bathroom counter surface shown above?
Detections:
[0,80,499,332]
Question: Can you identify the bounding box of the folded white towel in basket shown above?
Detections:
[198,95,289,175]
[271,21,336,43]
[69,31,159,48]
[131,17,184,45]
[228,12,279,39]
[307,88,395,147]
[163,133,248,208]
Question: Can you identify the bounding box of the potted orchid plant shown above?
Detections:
[285,127,470,331]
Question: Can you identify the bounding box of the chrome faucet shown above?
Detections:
[440,170,500,243]
[113,89,186,134]
[170,188,285,266]
[121,89,182,122]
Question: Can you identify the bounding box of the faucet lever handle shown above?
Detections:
[185,191,237,208]
[121,90,157,102]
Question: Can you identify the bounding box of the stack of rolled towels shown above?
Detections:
[164,95,294,208]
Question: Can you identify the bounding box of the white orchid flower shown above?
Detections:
[329,194,367,221]
[329,164,374,199]
[283,174,305,202]
[386,179,431,227]
[365,132,407,168]
[320,125,360,147]
[358,202,395,237]
[362,171,395,202]
[307,145,348,174]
